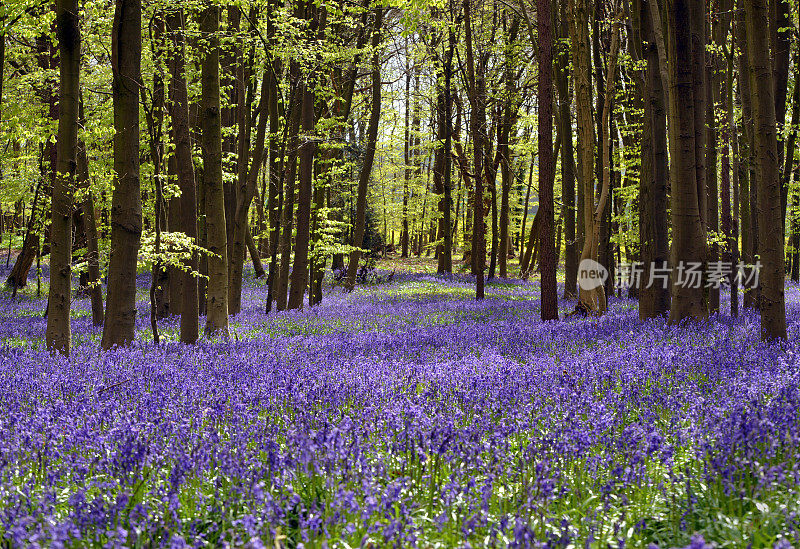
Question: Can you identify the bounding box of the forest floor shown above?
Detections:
[0,258,799,547]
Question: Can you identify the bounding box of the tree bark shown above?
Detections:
[773,0,791,223]
[47,0,81,355]
[638,0,670,319]
[569,0,598,310]
[539,0,557,320]
[464,0,485,300]
[736,3,758,309]
[746,0,787,339]
[167,156,183,316]
[556,0,577,298]
[6,175,43,290]
[785,41,800,281]
[401,53,411,259]
[666,0,707,323]
[266,0,282,311]
[287,79,316,310]
[437,26,455,275]
[200,3,229,337]
[144,12,169,325]
[690,0,707,234]
[77,141,103,327]
[229,74,269,314]
[345,7,383,288]
[8,30,57,289]
[167,9,199,344]
[246,224,265,278]
[706,59,720,312]
[275,78,302,311]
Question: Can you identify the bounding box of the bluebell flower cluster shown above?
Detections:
[0,267,798,547]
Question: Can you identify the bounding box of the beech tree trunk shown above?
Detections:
[287,79,316,310]
[569,0,596,308]
[401,57,411,259]
[784,42,800,281]
[167,10,199,344]
[77,140,103,327]
[103,0,142,349]
[773,0,791,223]
[636,0,669,318]
[266,0,282,311]
[667,0,708,323]
[246,224,265,277]
[538,0,557,320]
[345,7,383,288]
[736,3,758,309]
[706,63,720,312]
[498,103,513,278]
[746,0,787,339]
[436,26,455,275]
[6,177,43,290]
[464,0,485,300]
[200,4,229,337]
[275,77,302,311]
[556,0,576,298]
[570,0,604,313]
[47,0,81,354]
[727,48,741,316]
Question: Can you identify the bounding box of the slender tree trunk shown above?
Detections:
[77,140,103,327]
[721,58,733,318]
[200,4,229,337]
[48,0,81,354]
[8,36,56,289]
[346,7,383,288]
[227,51,253,313]
[265,0,282,312]
[713,1,734,315]
[487,146,499,279]
[792,193,800,281]
[276,79,302,311]
[34,26,59,263]
[222,8,240,271]
[539,0,557,319]
[167,157,183,316]
[229,75,269,314]
[638,0,670,318]
[287,79,316,310]
[437,26,455,274]
[706,61,720,312]
[145,13,169,324]
[519,153,534,265]
[247,225,265,278]
[498,118,512,278]
[557,0,576,298]
[401,55,411,259]
[782,40,800,276]
[746,0,787,339]
[690,0,707,235]
[736,4,758,308]
[464,0,485,299]
[569,0,597,310]
[773,0,791,223]
[571,0,607,313]
[728,49,741,316]
[6,176,43,289]
[167,10,199,344]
